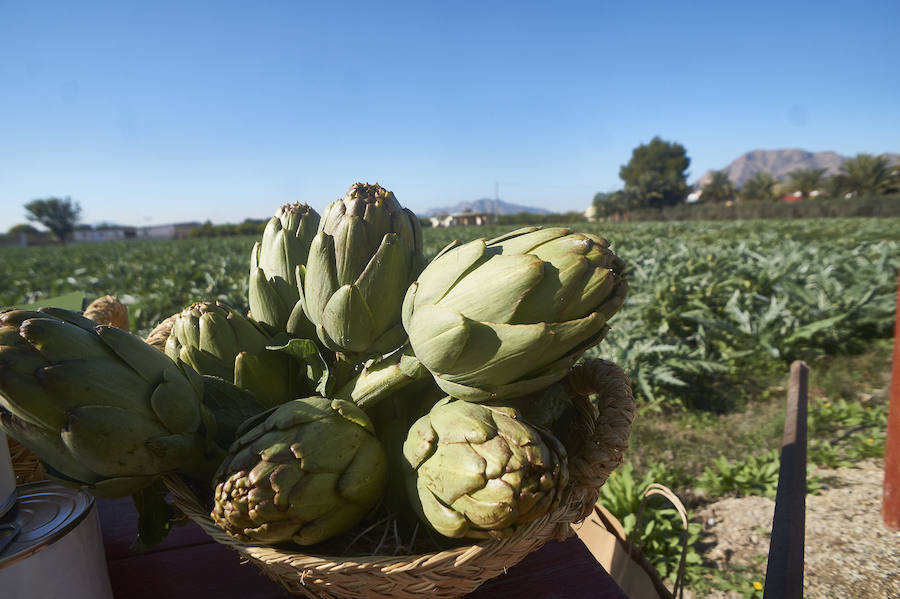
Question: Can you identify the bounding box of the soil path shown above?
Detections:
[689,460,900,598]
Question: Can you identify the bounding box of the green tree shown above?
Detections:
[840,153,894,196]
[739,171,779,202]
[24,197,81,242]
[787,168,827,200]
[700,170,736,203]
[592,190,633,217]
[823,173,849,199]
[7,223,40,236]
[619,137,691,209]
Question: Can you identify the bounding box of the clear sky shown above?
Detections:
[1,1,898,231]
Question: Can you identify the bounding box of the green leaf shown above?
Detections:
[130,480,174,552]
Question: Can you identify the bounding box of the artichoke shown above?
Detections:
[165,301,292,408]
[402,226,627,401]
[0,308,215,497]
[403,398,568,539]
[211,396,387,546]
[300,183,425,359]
[249,202,320,332]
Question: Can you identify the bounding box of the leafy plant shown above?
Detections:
[696,450,822,499]
[598,463,704,583]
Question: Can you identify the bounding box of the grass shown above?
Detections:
[622,338,893,498]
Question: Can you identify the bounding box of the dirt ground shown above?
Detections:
[688,460,900,599]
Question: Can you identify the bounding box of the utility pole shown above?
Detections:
[494,181,500,224]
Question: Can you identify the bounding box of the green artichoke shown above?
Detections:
[249,202,320,332]
[165,301,292,408]
[0,308,215,498]
[403,398,568,539]
[402,226,628,401]
[300,183,425,359]
[211,396,387,546]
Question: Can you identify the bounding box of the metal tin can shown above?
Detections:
[0,481,113,599]
[0,430,15,519]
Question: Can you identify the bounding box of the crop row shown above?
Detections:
[2,218,898,410]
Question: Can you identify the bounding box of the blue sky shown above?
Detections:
[1,1,898,231]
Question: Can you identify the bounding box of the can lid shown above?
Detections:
[0,481,94,569]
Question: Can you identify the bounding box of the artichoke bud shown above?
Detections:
[403,398,568,539]
[303,183,425,358]
[403,227,628,402]
[0,311,213,497]
[210,397,387,546]
[167,302,260,374]
[249,203,321,331]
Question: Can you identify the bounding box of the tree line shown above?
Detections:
[592,137,900,219]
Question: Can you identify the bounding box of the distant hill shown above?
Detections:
[695,149,900,187]
[424,198,553,217]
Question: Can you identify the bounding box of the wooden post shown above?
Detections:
[883,268,900,530]
[764,360,808,599]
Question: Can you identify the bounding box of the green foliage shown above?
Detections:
[7,223,39,236]
[739,172,779,203]
[700,171,736,204]
[697,449,824,500]
[696,452,780,499]
[807,397,887,467]
[0,236,253,336]
[582,219,899,408]
[187,219,266,237]
[839,153,896,196]
[786,168,827,199]
[2,218,898,413]
[599,464,704,583]
[592,190,631,217]
[24,197,82,242]
[619,137,691,208]
[625,194,900,221]
[496,211,586,225]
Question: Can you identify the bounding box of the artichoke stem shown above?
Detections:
[177,445,227,499]
[330,354,363,391]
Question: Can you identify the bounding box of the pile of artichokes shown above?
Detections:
[0,182,628,550]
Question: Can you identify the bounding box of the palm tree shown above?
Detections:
[739,171,779,202]
[840,153,893,196]
[700,171,736,203]
[787,168,827,200]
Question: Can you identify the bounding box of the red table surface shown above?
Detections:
[98,497,627,599]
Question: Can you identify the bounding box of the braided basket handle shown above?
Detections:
[145,314,178,351]
[563,359,636,490]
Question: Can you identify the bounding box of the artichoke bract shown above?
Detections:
[403,398,568,539]
[0,308,214,497]
[249,202,320,332]
[165,301,292,408]
[211,396,387,546]
[402,226,628,402]
[300,183,425,358]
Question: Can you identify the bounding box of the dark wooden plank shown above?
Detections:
[764,360,808,599]
[107,541,293,599]
[467,537,628,599]
[97,497,215,560]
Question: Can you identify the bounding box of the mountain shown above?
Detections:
[424,198,553,216]
[695,149,900,188]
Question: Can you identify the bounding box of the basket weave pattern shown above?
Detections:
[7,436,46,485]
[162,358,635,599]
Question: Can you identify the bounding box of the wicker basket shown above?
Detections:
[162,359,635,599]
[7,435,46,485]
